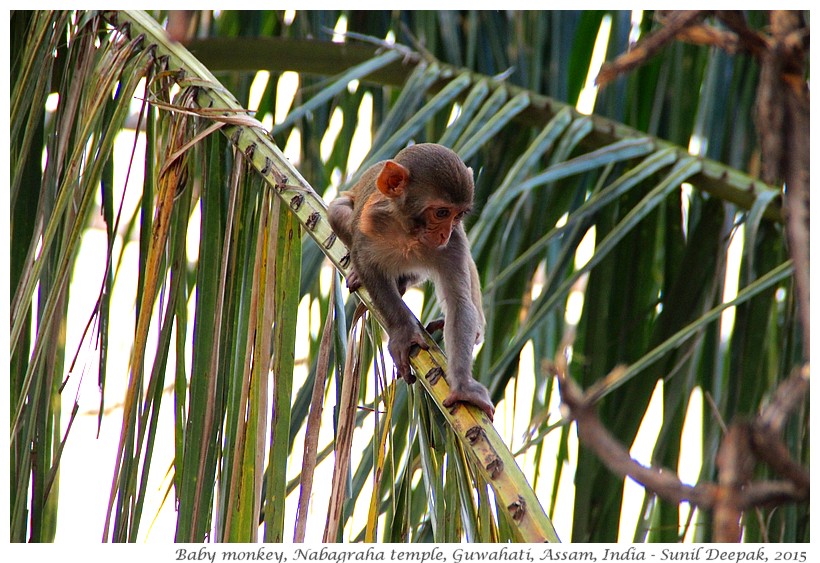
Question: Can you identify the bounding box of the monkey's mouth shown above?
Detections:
[421,233,450,249]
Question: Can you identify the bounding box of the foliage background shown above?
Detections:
[9,10,808,545]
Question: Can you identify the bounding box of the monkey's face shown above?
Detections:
[417,202,470,248]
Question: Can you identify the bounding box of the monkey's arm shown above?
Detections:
[353,255,429,385]
[438,293,493,417]
[434,240,494,419]
[424,245,485,344]
[468,256,485,344]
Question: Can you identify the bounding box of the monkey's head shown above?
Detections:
[375,144,474,249]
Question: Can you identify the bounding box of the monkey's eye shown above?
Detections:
[435,208,450,219]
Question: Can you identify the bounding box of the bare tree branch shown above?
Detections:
[554,359,809,542]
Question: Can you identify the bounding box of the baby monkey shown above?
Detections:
[328,143,494,420]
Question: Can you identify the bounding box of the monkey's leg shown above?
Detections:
[346,268,362,292]
[424,318,445,335]
[396,273,423,295]
[327,195,355,248]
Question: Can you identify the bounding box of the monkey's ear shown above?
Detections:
[376,161,410,197]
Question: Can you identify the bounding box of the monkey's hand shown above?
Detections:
[443,376,495,421]
[388,324,429,385]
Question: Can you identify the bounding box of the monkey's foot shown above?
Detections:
[346,268,362,292]
[423,318,482,345]
[424,318,445,335]
[443,378,495,421]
